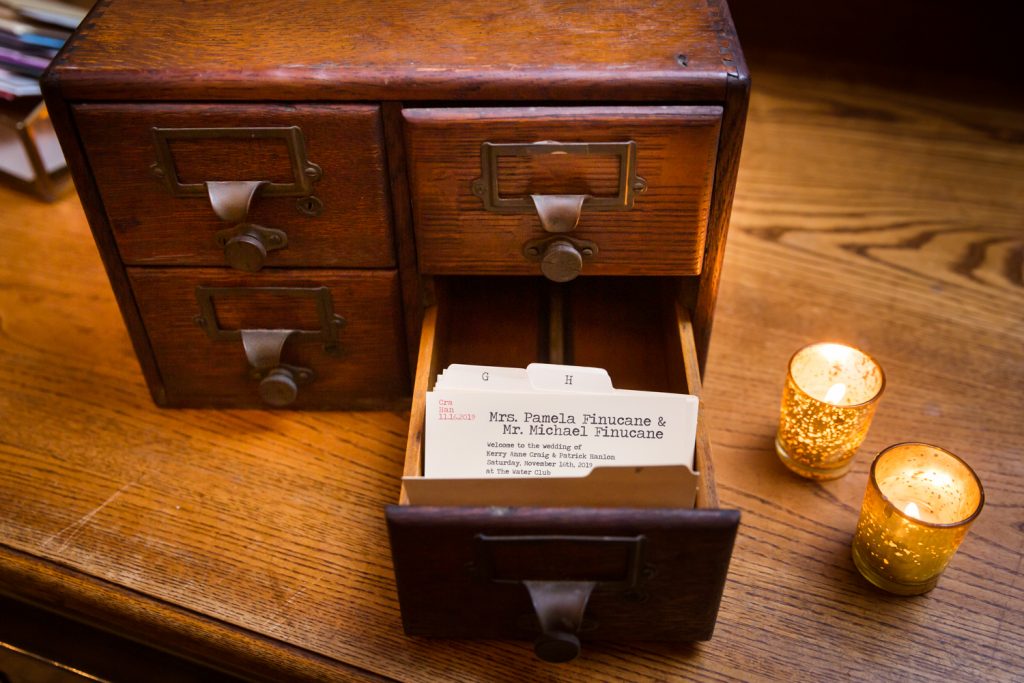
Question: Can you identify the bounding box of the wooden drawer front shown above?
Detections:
[128,268,407,408]
[76,104,394,268]
[388,507,737,642]
[387,277,739,652]
[404,107,722,276]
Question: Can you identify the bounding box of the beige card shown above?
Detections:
[403,464,698,508]
[425,386,698,478]
[405,364,700,508]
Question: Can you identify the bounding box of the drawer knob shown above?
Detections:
[541,240,583,283]
[523,236,598,282]
[259,367,300,407]
[220,227,288,272]
[535,630,581,664]
[225,230,267,272]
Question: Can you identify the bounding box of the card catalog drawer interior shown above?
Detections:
[403,107,722,278]
[127,268,408,408]
[386,277,738,655]
[75,104,394,270]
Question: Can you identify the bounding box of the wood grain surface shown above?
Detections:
[403,107,721,276]
[46,0,737,101]
[2,65,1022,681]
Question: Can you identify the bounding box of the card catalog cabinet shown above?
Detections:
[44,0,748,664]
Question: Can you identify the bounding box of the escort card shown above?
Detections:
[425,363,698,478]
[402,363,700,508]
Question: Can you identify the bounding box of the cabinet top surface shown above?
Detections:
[47,0,744,100]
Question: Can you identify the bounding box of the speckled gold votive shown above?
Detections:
[851,443,984,595]
[776,342,885,479]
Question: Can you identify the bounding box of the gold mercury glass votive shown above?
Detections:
[851,443,984,595]
[776,342,885,479]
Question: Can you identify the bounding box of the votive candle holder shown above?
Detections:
[851,443,984,595]
[776,342,885,479]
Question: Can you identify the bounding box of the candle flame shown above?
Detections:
[824,383,847,405]
[819,343,855,364]
[904,501,921,519]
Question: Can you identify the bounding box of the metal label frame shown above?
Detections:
[152,126,321,198]
[474,534,647,588]
[472,140,641,213]
[194,286,343,344]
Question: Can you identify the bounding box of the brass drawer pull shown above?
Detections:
[207,180,288,272]
[240,329,313,407]
[150,126,323,272]
[530,194,586,233]
[206,179,265,223]
[194,285,345,407]
[472,140,645,282]
[474,533,647,663]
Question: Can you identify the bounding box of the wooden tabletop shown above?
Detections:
[1,64,1022,681]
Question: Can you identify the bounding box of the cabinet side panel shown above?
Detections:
[693,2,750,374]
[383,102,424,376]
[41,79,167,405]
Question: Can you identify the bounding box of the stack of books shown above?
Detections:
[1,0,87,99]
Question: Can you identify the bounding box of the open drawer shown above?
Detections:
[385,277,739,662]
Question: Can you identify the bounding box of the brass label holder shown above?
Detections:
[473,533,647,588]
[193,285,345,348]
[150,126,322,198]
[471,140,645,213]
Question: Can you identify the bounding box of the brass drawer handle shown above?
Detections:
[530,194,586,233]
[240,329,313,407]
[473,533,648,663]
[471,140,645,282]
[525,580,596,664]
[207,180,288,272]
[150,126,323,272]
[194,285,345,407]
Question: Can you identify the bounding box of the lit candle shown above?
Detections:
[851,443,984,595]
[776,342,885,479]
